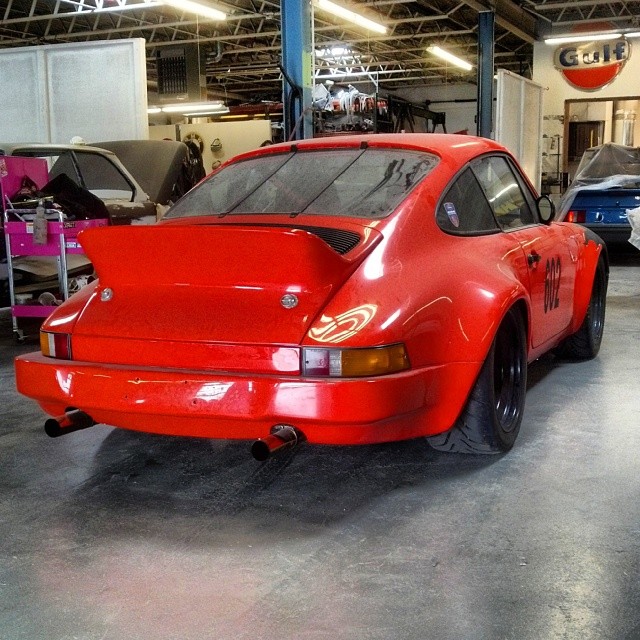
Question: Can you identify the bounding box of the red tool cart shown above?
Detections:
[1,156,108,341]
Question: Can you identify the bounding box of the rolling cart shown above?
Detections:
[1,156,108,341]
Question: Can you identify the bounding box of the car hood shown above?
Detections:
[71,222,382,347]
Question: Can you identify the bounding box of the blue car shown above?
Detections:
[559,143,640,244]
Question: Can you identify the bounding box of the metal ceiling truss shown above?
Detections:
[1,0,640,104]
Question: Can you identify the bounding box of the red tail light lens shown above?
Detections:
[40,331,72,360]
[566,209,586,223]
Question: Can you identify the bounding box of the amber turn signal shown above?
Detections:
[302,344,409,377]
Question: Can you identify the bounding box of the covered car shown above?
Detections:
[558,142,640,244]
[15,134,608,458]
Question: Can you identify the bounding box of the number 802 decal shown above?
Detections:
[544,256,561,313]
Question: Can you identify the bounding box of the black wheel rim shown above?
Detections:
[493,316,524,433]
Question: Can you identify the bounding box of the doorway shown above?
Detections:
[568,121,604,161]
[563,97,640,185]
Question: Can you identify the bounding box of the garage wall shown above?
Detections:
[532,40,640,184]
[0,40,148,144]
[532,40,640,119]
[396,84,477,135]
[148,120,272,173]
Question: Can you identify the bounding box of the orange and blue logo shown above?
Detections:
[554,37,630,91]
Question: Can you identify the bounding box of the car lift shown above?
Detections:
[387,96,447,133]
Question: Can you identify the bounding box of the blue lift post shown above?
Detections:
[477,11,495,139]
[281,0,313,140]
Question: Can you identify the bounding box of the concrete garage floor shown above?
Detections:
[1,250,639,640]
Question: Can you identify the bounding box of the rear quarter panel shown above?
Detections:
[304,223,531,365]
[302,185,533,428]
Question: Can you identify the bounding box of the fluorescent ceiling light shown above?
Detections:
[627,32,640,38]
[148,102,228,115]
[162,102,226,113]
[544,32,621,45]
[314,0,387,35]
[162,0,225,21]
[68,1,164,15]
[184,107,230,116]
[427,46,473,71]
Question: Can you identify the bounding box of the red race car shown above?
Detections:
[15,134,608,459]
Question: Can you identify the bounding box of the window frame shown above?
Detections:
[435,152,542,237]
[470,153,540,231]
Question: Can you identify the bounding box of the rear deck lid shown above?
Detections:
[75,223,380,345]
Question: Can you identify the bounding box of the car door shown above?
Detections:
[471,155,576,348]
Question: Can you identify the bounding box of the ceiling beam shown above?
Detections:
[460,0,538,43]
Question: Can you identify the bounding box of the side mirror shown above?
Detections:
[537,195,555,224]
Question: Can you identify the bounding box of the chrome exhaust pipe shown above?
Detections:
[251,424,302,461]
[44,409,97,438]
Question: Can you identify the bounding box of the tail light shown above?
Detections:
[302,344,409,377]
[566,209,586,223]
[40,331,72,360]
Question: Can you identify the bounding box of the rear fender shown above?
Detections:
[569,229,608,334]
[41,281,98,334]
[302,240,532,368]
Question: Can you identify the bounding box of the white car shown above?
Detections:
[0,142,155,224]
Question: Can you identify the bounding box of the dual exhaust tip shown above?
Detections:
[44,412,303,462]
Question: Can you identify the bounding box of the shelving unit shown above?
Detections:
[313,91,392,137]
[3,208,107,341]
[541,134,564,195]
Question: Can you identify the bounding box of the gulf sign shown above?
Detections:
[554,37,630,91]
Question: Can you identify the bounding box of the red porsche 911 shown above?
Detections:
[15,134,608,459]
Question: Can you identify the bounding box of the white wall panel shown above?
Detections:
[495,70,544,190]
[46,41,148,143]
[0,51,49,142]
[0,40,148,144]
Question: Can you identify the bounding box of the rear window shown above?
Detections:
[13,150,135,200]
[165,147,438,220]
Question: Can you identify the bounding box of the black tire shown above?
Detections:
[559,259,607,360]
[428,307,527,454]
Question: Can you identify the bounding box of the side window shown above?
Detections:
[471,156,535,230]
[436,168,498,234]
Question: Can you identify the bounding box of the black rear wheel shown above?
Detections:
[428,307,527,454]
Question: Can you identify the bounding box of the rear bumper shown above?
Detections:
[582,223,630,245]
[14,353,478,445]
